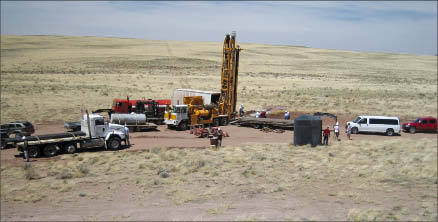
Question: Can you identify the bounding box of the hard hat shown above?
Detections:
[218,128,221,131]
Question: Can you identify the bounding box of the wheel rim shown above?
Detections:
[387,129,394,136]
[111,139,120,149]
[66,145,76,153]
[29,147,39,158]
[352,128,358,134]
[45,145,57,156]
[409,127,415,133]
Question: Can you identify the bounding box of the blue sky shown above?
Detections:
[1,1,437,55]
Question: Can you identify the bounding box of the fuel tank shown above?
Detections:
[110,113,147,125]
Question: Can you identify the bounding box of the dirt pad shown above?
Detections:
[1,120,437,221]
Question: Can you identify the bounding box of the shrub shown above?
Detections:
[56,169,73,179]
[24,164,41,180]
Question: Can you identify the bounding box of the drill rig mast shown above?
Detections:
[219,31,241,119]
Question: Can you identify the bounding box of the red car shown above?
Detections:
[402,117,437,134]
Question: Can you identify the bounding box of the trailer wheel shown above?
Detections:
[253,124,262,129]
[63,143,77,154]
[220,118,229,126]
[28,146,40,158]
[108,137,121,150]
[201,132,209,138]
[43,144,58,157]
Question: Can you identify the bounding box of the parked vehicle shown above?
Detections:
[0,121,35,137]
[402,117,437,133]
[0,121,35,149]
[14,112,127,158]
[346,116,400,136]
[64,121,81,132]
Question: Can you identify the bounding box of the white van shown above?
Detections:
[346,116,400,136]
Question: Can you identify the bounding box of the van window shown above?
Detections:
[369,119,398,125]
[429,119,436,124]
[353,117,361,123]
[358,118,367,124]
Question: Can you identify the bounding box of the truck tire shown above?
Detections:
[351,127,358,134]
[28,146,40,158]
[220,118,229,126]
[63,143,77,154]
[386,128,395,136]
[409,127,416,134]
[108,137,121,150]
[178,122,188,131]
[43,144,58,157]
[213,118,220,127]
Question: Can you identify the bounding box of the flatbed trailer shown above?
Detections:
[15,113,127,158]
[230,117,294,130]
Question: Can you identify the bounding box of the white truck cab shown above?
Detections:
[164,105,189,130]
[347,115,400,136]
[81,114,127,149]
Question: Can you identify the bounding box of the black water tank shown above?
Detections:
[294,115,322,147]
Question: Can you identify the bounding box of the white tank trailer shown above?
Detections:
[110,113,157,132]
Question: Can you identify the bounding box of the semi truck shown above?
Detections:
[164,31,241,130]
[14,112,128,158]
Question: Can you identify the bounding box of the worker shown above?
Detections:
[22,136,30,162]
[323,125,330,145]
[284,111,290,120]
[124,125,130,146]
[333,122,340,141]
[346,123,352,140]
[216,128,223,148]
[239,104,244,117]
[255,111,261,118]
[260,111,266,118]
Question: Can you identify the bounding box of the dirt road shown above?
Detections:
[1,121,436,163]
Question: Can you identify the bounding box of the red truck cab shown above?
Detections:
[402,117,437,134]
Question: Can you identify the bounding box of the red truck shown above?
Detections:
[402,117,437,134]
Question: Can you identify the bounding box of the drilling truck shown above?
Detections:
[164,31,241,130]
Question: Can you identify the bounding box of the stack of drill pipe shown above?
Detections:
[4,131,86,143]
[232,117,294,128]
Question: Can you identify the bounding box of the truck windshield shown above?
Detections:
[353,117,361,123]
[414,118,421,123]
[172,106,187,113]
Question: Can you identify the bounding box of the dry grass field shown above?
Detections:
[1,138,436,220]
[1,35,437,124]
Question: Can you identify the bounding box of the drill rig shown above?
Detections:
[164,32,242,130]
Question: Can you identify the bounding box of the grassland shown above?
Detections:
[1,35,437,123]
[1,138,436,220]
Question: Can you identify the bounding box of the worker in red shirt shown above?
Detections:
[323,125,330,145]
